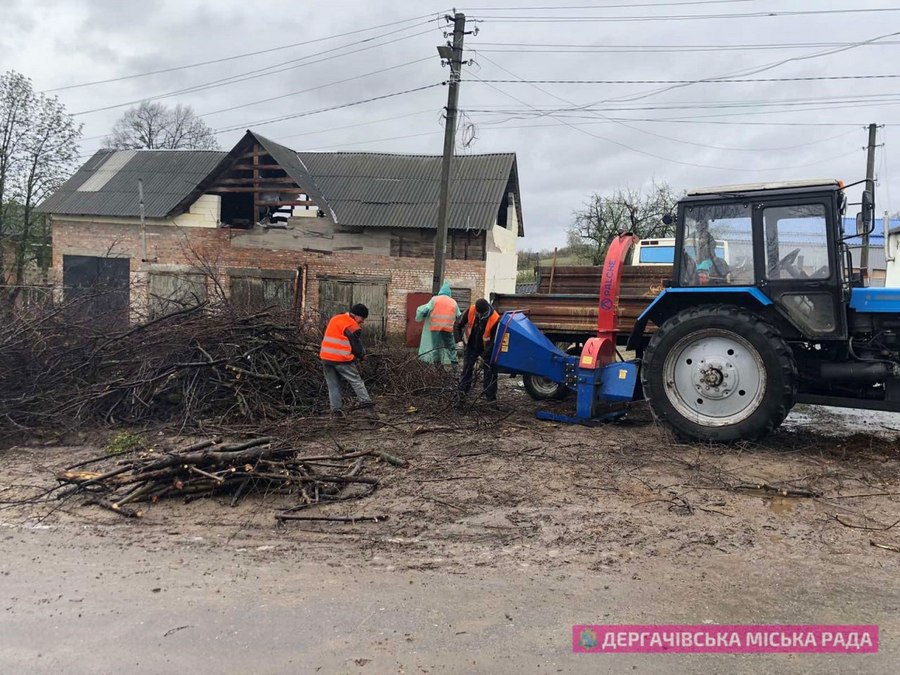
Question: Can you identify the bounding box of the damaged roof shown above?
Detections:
[36,149,228,218]
[297,151,522,235]
[39,131,523,234]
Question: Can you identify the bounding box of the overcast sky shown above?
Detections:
[3,0,898,250]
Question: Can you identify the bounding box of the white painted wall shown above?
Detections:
[172,194,221,228]
[484,193,520,295]
[58,193,221,230]
[886,231,900,287]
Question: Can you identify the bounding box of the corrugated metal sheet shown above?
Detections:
[39,131,523,236]
[297,151,520,233]
[37,149,227,218]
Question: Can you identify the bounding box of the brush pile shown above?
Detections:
[54,436,400,519]
[0,295,454,438]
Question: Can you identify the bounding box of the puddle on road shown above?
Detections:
[763,497,796,515]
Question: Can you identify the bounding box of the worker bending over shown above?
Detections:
[320,304,373,415]
[454,298,500,402]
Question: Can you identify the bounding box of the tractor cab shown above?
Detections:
[671,179,849,341]
[631,178,900,442]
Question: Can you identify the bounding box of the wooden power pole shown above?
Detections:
[432,12,467,294]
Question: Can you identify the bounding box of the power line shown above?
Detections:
[72,23,438,116]
[76,109,440,156]
[213,83,444,134]
[475,7,900,21]
[474,114,861,151]
[592,30,900,106]
[304,130,442,151]
[467,0,755,8]
[200,57,433,118]
[464,91,900,114]
[472,40,900,53]
[44,11,448,92]
[469,115,869,128]
[259,110,435,142]
[466,74,900,85]
[466,63,861,171]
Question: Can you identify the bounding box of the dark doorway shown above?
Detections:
[62,255,130,325]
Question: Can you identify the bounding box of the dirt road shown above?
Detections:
[2,390,899,673]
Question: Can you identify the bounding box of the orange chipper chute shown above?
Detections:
[578,233,637,370]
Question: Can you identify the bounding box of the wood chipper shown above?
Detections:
[489,179,900,442]
[491,234,640,424]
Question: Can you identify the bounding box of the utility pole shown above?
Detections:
[139,178,147,263]
[860,122,878,280]
[432,12,466,294]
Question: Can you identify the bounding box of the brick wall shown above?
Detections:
[51,219,485,334]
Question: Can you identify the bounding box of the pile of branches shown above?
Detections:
[54,436,401,520]
[0,295,454,437]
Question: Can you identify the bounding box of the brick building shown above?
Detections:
[37,131,523,339]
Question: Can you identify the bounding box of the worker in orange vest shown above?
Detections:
[454,298,501,402]
[319,304,373,415]
[415,281,461,367]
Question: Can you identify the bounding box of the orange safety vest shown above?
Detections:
[463,305,500,345]
[429,295,458,332]
[319,313,360,363]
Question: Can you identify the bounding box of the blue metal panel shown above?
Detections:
[600,362,639,402]
[636,287,773,322]
[490,311,573,382]
[849,288,900,313]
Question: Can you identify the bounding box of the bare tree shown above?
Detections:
[104,101,219,150]
[0,71,81,303]
[568,182,681,265]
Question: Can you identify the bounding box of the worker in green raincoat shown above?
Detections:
[416,281,461,367]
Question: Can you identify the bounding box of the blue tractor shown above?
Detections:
[492,179,900,442]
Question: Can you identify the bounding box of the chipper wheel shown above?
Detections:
[523,374,571,401]
[522,342,577,401]
[642,305,796,442]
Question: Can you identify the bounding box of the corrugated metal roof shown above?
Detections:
[252,133,331,216]
[37,149,227,217]
[297,151,522,234]
[39,131,523,235]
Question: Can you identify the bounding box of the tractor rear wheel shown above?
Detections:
[642,305,796,442]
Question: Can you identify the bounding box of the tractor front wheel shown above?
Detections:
[642,305,796,442]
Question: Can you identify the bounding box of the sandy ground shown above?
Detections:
[2,384,900,673]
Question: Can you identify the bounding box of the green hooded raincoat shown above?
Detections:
[415,281,461,364]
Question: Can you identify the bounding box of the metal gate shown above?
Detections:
[62,255,130,325]
[318,278,388,341]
